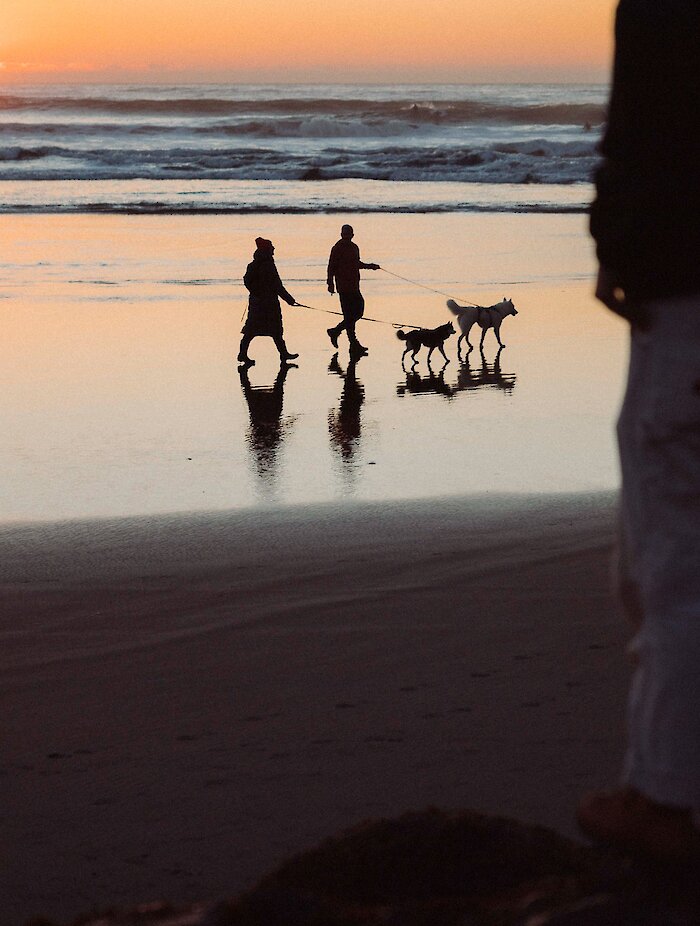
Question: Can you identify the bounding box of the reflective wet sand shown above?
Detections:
[0,213,626,521]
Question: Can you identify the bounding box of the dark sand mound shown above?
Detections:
[222,808,607,925]
[33,808,700,926]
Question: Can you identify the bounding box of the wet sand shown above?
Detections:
[1,492,628,924]
[0,212,627,521]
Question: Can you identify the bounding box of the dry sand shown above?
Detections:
[1,493,628,924]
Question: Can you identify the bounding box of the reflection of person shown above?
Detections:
[239,361,294,482]
[238,238,299,366]
[328,354,364,462]
[578,0,700,859]
[326,224,380,358]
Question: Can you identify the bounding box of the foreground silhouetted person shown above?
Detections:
[238,237,298,366]
[578,0,700,862]
[326,224,380,358]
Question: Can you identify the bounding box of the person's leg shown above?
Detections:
[622,296,700,810]
[578,293,700,855]
[238,333,254,362]
[273,335,298,361]
[342,293,366,352]
[345,316,358,346]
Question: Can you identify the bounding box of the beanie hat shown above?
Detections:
[255,237,274,251]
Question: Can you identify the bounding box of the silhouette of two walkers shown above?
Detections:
[238,227,379,366]
[238,237,299,367]
[326,224,380,358]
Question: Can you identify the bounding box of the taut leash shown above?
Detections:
[294,302,421,330]
[379,268,481,307]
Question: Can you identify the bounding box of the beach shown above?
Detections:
[0,206,632,923]
[0,83,631,924]
[1,492,628,924]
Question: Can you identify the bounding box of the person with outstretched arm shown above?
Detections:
[238,237,299,366]
[578,0,700,861]
[326,224,380,357]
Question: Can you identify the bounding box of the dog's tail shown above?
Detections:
[446,298,465,316]
[396,329,409,341]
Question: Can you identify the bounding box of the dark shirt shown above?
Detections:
[590,0,700,299]
[327,239,372,293]
[244,252,295,307]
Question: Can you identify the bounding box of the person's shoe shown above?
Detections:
[327,328,339,349]
[576,787,700,862]
[279,351,299,361]
[350,343,368,357]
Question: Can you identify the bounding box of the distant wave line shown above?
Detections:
[0,202,589,216]
[0,94,606,125]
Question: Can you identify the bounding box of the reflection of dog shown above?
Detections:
[447,298,518,352]
[397,322,455,364]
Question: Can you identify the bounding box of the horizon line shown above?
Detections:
[0,78,610,87]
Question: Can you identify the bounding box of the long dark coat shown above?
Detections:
[242,250,295,338]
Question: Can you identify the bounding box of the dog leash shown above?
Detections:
[239,301,421,330]
[379,268,482,307]
[294,302,422,330]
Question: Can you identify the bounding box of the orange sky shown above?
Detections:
[2,0,616,83]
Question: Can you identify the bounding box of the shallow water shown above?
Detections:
[0,212,626,522]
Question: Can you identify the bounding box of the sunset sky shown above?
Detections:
[2,0,616,83]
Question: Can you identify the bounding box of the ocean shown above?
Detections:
[0,83,605,213]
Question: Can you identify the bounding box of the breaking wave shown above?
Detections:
[0,138,599,184]
[0,93,605,126]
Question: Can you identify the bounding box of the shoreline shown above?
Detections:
[1,491,629,924]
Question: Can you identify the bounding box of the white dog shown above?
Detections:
[447,298,518,353]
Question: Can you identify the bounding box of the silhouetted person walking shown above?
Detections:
[238,237,298,366]
[326,224,379,358]
[578,0,700,861]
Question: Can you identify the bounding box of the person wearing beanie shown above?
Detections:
[238,238,299,365]
[326,224,380,357]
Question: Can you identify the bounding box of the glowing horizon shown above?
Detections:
[2,0,615,84]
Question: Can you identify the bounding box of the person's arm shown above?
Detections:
[278,281,296,305]
[590,0,667,321]
[243,264,254,292]
[356,244,380,271]
[270,262,295,305]
[327,244,338,293]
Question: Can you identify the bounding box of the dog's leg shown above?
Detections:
[439,344,449,363]
[427,347,435,365]
[495,322,505,349]
[479,326,487,350]
[457,334,464,360]
[465,323,474,350]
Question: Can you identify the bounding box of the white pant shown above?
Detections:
[617,293,700,808]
